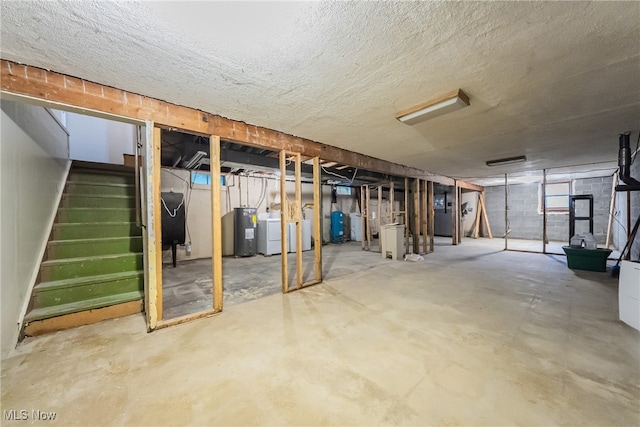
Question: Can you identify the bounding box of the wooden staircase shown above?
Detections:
[23,162,144,336]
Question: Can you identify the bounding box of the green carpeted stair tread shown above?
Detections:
[47,236,143,258]
[34,270,144,291]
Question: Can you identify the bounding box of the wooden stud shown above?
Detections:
[626,191,631,260]
[153,126,163,321]
[414,178,421,254]
[280,150,288,293]
[606,174,618,248]
[0,60,484,191]
[422,180,428,254]
[361,185,366,250]
[142,122,158,330]
[457,185,462,244]
[404,177,410,254]
[542,169,547,254]
[366,185,372,250]
[295,153,303,289]
[313,157,322,282]
[156,309,219,330]
[452,181,458,245]
[479,192,493,239]
[428,181,434,253]
[377,184,382,251]
[210,135,223,312]
[472,192,482,239]
[504,174,508,251]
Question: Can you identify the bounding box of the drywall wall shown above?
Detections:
[66,112,136,165]
[159,169,362,262]
[484,176,614,245]
[614,160,640,260]
[1,100,70,359]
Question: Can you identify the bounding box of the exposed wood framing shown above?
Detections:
[377,184,382,251]
[313,157,322,282]
[210,135,223,312]
[404,177,410,254]
[428,181,435,252]
[280,151,289,292]
[504,174,509,251]
[422,180,428,254]
[295,153,303,289]
[156,309,219,330]
[452,181,459,245]
[413,179,421,254]
[361,185,366,250]
[457,185,462,244]
[0,60,483,191]
[153,126,163,321]
[366,185,372,249]
[542,169,547,254]
[473,191,493,239]
[606,173,618,248]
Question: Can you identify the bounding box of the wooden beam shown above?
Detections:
[606,173,618,249]
[542,169,547,254]
[428,181,434,253]
[142,122,158,330]
[422,179,428,254]
[210,135,223,312]
[313,157,322,282]
[153,126,163,321]
[366,185,372,250]
[280,150,288,293]
[361,185,366,250]
[0,60,483,191]
[479,192,493,239]
[452,181,459,245]
[414,179,421,254]
[295,153,303,289]
[473,192,482,239]
[377,184,382,251]
[404,177,410,254]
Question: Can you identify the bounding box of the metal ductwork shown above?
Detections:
[616,132,640,192]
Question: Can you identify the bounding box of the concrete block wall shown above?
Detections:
[484,176,614,245]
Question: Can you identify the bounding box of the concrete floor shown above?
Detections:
[162,242,385,319]
[2,238,639,426]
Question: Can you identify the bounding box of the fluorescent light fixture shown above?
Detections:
[486,155,527,167]
[183,151,207,169]
[396,89,470,125]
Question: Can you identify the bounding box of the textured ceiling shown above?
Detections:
[1,1,639,182]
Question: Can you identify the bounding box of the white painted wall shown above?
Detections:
[1,101,70,359]
[66,113,135,165]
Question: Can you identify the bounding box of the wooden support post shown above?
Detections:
[142,122,159,330]
[152,126,163,321]
[313,157,322,282]
[606,174,618,248]
[295,153,303,289]
[279,150,289,293]
[626,191,631,260]
[404,177,410,254]
[473,192,482,239]
[390,180,395,223]
[456,185,463,244]
[452,181,459,245]
[504,174,508,251]
[422,180,427,254]
[428,181,434,253]
[361,186,365,248]
[366,185,372,250]
[414,178,421,254]
[377,184,382,251]
[479,192,493,239]
[210,135,223,312]
[542,169,547,254]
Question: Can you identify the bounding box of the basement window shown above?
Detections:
[191,171,225,188]
[539,181,571,213]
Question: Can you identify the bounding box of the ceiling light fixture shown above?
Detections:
[486,155,527,167]
[396,89,470,125]
[183,151,207,169]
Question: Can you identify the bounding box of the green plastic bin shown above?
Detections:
[562,246,612,272]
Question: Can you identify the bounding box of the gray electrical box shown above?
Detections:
[234,208,257,257]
